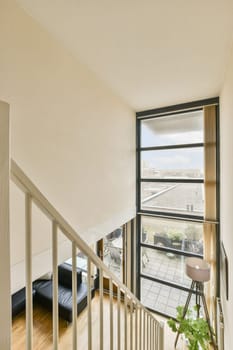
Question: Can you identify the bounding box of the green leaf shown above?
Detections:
[167,319,177,332]
[167,305,213,350]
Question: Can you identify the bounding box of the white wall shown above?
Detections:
[0,101,11,347]
[220,45,233,350]
[0,0,135,292]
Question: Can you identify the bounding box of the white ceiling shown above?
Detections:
[16,0,233,111]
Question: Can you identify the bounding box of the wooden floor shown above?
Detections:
[12,293,177,350]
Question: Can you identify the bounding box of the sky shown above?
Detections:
[141,111,203,173]
[142,148,203,171]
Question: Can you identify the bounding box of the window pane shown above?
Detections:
[141,147,204,179]
[141,182,204,216]
[141,278,198,317]
[103,228,123,281]
[141,110,203,148]
[141,247,192,288]
[141,216,203,255]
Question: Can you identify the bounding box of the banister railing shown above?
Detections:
[11,159,164,350]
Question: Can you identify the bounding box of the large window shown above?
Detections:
[139,110,204,219]
[97,226,126,286]
[137,100,219,318]
[103,227,124,281]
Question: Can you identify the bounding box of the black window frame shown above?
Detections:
[136,97,220,318]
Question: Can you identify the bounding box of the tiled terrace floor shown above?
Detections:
[141,249,198,317]
[142,248,191,287]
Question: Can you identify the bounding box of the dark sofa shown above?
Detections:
[11,287,36,318]
[12,263,95,322]
[33,263,95,322]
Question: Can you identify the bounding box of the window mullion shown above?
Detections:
[139,142,204,152]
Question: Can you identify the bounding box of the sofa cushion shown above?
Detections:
[58,263,82,289]
[33,279,95,322]
[12,287,36,317]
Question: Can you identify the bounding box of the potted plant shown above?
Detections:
[167,229,185,250]
[167,305,213,350]
[167,229,185,242]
